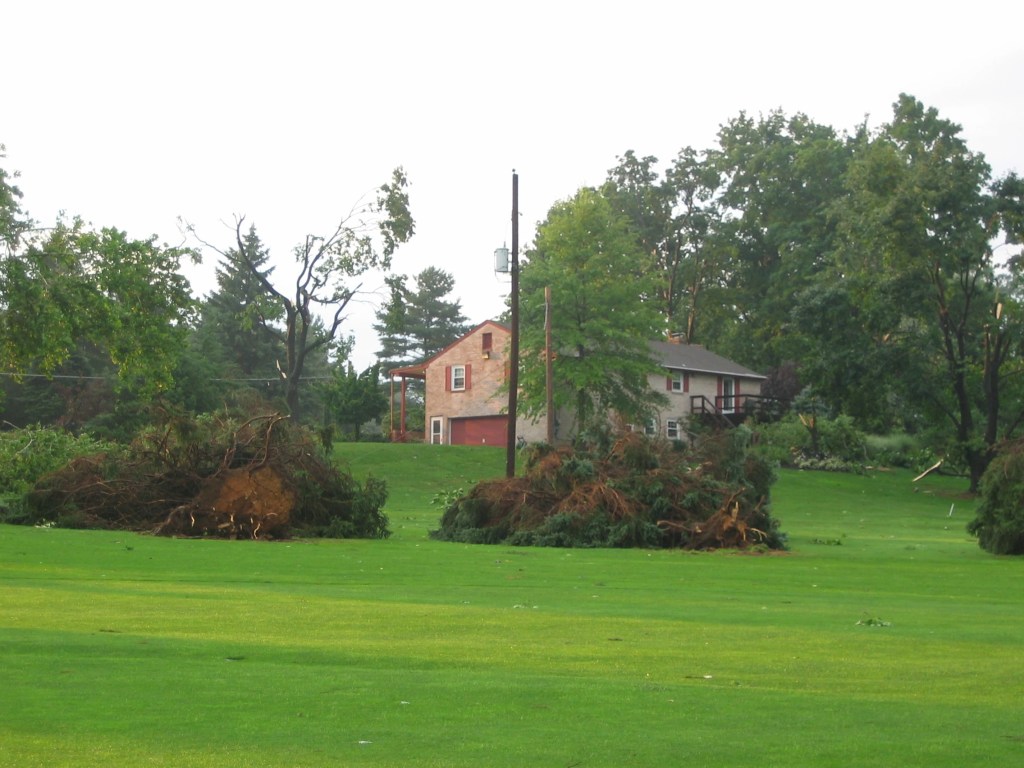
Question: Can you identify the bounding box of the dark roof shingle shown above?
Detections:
[650,341,765,379]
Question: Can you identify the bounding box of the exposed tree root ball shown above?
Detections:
[155,467,295,539]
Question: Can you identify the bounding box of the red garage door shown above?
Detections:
[450,416,508,446]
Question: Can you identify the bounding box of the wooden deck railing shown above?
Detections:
[689,394,786,425]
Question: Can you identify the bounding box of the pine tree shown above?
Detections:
[407,267,470,358]
[373,274,417,372]
[197,226,285,381]
[374,267,469,369]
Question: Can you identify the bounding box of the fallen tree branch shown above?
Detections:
[913,459,943,482]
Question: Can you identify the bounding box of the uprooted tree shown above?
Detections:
[431,428,784,550]
[19,395,389,539]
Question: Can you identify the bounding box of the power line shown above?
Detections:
[0,372,336,384]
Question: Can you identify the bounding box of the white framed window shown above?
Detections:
[644,418,658,437]
[670,372,684,392]
[430,417,444,445]
[452,365,467,391]
[666,419,680,440]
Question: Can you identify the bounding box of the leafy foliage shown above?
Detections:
[519,187,667,434]
[195,224,286,384]
[753,413,869,472]
[831,94,1024,490]
[705,111,852,370]
[0,426,119,519]
[602,149,723,340]
[321,362,388,440]
[864,432,938,472]
[1,217,198,393]
[0,145,32,255]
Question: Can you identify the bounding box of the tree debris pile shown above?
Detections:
[430,428,784,550]
[23,401,389,539]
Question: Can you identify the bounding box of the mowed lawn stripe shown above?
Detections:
[2,455,1023,766]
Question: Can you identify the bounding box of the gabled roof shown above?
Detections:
[650,340,765,380]
[390,325,763,381]
[388,319,509,379]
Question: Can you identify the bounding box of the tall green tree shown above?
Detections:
[194,168,414,421]
[0,145,32,256]
[373,273,416,373]
[835,94,1024,489]
[197,225,285,381]
[374,266,469,370]
[708,110,852,369]
[406,266,470,357]
[603,148,727,344]
[519,187,666,434]
[1,216,198,395]
[323,362,388,440]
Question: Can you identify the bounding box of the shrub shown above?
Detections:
[0,426,119,521]
[0,426,118,496]
[753,413,868,472]
[968,440,1024,555]
[865,432,940,472]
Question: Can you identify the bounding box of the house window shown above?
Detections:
[644,418,658,437]
[446,364,471,392]
[452,365,467,391]
[666,419,680,440]
[430,417,444,445]
[666,371,689,393]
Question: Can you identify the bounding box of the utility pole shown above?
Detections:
[545,285,554,444]
[505,171,520,478]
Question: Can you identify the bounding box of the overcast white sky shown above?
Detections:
[5,0,1022,370]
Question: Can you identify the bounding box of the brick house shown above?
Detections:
[388,322,768,446]
[389,320,521,445]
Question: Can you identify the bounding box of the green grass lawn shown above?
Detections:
[1,445,1021,767]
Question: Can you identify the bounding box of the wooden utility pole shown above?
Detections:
[545,285,554,444]
[505,171,520,478]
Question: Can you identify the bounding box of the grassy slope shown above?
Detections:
[1,445,1021,767]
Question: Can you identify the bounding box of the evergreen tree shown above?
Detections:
[197,225,285,381]
[407,266,470,358]
[373,274,417,372]
[374,266,469,368]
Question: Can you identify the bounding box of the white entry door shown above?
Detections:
[722,378,736,414]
